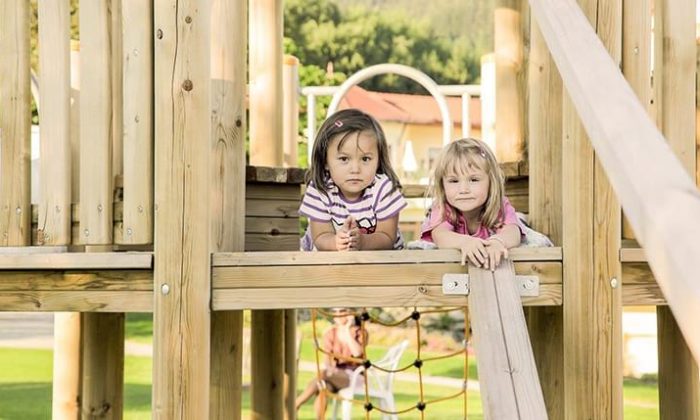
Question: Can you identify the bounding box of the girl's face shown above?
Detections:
[442,164,490,219]
[325,131,379,200]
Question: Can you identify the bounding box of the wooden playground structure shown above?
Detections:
[1,0,699,418]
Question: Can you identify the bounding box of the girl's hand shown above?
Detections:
[336,216,359,251]
[484,236,509,271]
[460,236,488,267]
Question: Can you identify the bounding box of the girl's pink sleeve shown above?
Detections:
[499,198,524,234]
[420,206,453,242]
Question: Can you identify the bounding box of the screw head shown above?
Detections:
[610,278,619,288]
[161,284,170,295]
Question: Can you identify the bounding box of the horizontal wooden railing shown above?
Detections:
[0,245,672,311]
[530,0,700,361]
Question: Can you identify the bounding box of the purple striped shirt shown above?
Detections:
[299,174,407,250]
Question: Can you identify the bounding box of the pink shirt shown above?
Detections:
[420,197,522,242]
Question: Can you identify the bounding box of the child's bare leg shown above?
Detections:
[295,378,320,410]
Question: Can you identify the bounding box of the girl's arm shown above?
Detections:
[431,225,488,267]
[353,215,398,250]
[483,223,521,271]
[309,219,353,251]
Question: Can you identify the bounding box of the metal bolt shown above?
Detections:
[161,284,170,295]
[418,285,428,294]
[156,29,163,39]
[133,48,139,57]
[97,204,103,212]
[84,229,89,237]
[137,205,143,213]
[126,228,133,236]
[134,115,140,123]
[55,205,61,213]
[15,207,21,214]
[182,79,193,91]
[610,277,619,288]
[185,16,192,24]
[633,46,639,55]
[524,278,536,290]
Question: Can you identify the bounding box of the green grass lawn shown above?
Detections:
[0,346,660,419]
[0,314,660,419]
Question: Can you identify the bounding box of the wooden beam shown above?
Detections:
[213,284,562,310]
[0,0,31,247]
[0,252,151,270]
[38,0,72,246]
[121,0,154,245]
[52,312,82,419]
[248,0,283,167]
[209,0,247,417]
[79,0,113,245]
[653,1,700,417]
[530,0,700,362]
[213,248,563,266]
[0,290,152,312]
[468,261,547,419]
[527,13,565,419]
[81,312,124,420]
[495,0,526,162]
[153,0,212,417]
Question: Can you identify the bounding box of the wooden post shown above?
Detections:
[80,0,113,245]
[121,0,153,245]
[78,3,124,418]
[284,309,297,420]
[654,1,700,418]
[38,0,72,246]
[71,40,81,205]
[283,55,299,168]
[153,0,212,417]
[251,310,285,420]
[494,0,525,162]
[81,312,124,420]
[249,0,286,418]
[527,19,564,419]
[0,0,31,246]
[620,0,652,240]
[561,0,622,418]
[52,312,82,419]
[249,0,283,166]
[209,0,247,418]
[111,0,124,182]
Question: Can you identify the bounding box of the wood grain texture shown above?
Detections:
[530,0,700,363]
[468,260,547,419]
[121,0,153,245]
[0,0,31,246]
[82,312,124,420]
[153,0,212,418]
[38,0,72,246]
[213,284,562,310]
[209,0,247,417]
[79,0,113,245]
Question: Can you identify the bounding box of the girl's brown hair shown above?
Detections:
[307,108,401,196]
[429,138,505,229]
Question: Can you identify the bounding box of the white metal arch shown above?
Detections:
[326,63,453,146]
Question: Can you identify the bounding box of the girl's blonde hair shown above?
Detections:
[429,138,505,229]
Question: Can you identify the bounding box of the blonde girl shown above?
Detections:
[421,138,522,270]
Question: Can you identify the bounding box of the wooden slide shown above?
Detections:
[468,260,548,419]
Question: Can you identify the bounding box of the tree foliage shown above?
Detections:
[284,0,482,94]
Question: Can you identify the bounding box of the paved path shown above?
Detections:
[0,313,478,390]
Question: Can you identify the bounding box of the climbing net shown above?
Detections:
[311,307,471,419]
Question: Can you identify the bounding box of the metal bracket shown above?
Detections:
[441,274,540,296]
[442,273,470,295]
